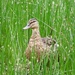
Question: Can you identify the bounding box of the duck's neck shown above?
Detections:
[31,28,41,39]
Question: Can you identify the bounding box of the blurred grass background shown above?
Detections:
[0,0,75,75]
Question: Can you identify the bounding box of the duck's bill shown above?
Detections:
[23,25,30,30]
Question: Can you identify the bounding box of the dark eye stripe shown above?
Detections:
[30,21,36,25]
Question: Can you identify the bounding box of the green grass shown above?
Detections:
[0,0,75,75]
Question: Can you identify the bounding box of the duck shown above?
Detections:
[23,18,57,61]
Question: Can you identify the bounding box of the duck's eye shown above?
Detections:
[30,21,36,25]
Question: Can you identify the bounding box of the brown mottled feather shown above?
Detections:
[42,37,56,46]
[23,18,57,61]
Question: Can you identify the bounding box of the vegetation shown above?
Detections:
[0,0,75,75]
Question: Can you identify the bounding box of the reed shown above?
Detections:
[0,0,75,75]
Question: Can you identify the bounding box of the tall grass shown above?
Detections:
[0,0,75,75]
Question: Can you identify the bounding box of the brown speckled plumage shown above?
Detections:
[23,18,57,61]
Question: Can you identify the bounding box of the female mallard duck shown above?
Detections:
[23,18,57,61]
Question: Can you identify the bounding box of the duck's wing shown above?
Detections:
[41,37,56,47]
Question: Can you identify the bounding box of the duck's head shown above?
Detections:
[23,18,39,30]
